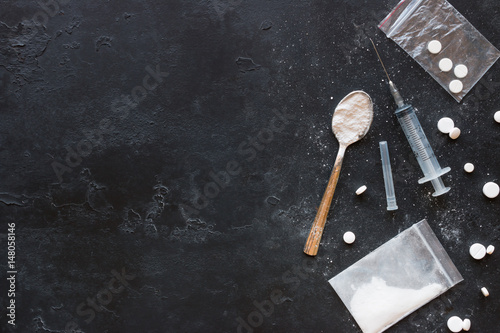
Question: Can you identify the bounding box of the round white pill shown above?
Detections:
[495,111,500,123]
[447,316,463,333]
[428,40,442,54]
[454,64,468,79]
[462,318,471,331]
[437,117,455,134]
[464,163,474,173]
[343,231,355,244]
[355,185,367,195]
[470,243,486,260]
[449,80,463,94]
[481,287,489,297]
[483,182,499,199]
[449,127,461,139]
[487,245,495,255]
[439,58,453,72]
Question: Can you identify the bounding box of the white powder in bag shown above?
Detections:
[349,277,445,333]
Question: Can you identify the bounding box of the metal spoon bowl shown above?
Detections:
[332,91,373,146]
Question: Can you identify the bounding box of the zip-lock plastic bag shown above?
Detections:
[329,220,463,333]
[379,0,500,102]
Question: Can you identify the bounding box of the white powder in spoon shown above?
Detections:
[349,277,445,333]
[332,92,373,145]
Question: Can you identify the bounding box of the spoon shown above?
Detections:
[304,90,373,256]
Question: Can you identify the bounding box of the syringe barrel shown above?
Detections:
[395,105,450,196]
[395,105,433,163]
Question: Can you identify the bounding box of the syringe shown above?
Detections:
[371,40,450,196]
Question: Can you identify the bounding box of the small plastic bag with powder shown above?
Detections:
[328,220,463,333]
[378,0,500,102]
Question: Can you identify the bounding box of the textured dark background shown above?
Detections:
[1,0,499,332]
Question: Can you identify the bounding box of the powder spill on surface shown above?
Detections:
[349,277,445,333]
[332,91,373,145]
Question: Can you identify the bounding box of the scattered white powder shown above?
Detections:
[349,277,444,333]
[332,91,373,144]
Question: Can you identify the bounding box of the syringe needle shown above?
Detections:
[370,38,405,108]
[370,38,391,82]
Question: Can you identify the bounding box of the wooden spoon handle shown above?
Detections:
[304,146,346,256]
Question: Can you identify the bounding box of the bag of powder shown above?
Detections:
[328,219,462,333]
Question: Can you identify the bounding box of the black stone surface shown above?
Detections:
[1,0,499,332]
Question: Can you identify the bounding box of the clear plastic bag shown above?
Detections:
[379,0,500,102]
[329,220,463,333]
